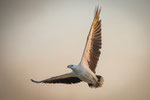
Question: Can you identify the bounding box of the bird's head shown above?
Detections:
[67,64,75,69]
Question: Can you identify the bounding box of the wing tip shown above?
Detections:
[95,6,102,18]
[31,79,41,83]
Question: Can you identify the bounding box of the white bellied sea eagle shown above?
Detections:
[31,7,103,88]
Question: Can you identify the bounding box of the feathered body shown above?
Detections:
[31,7,103,88]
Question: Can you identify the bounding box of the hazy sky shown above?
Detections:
[0,0,150,100]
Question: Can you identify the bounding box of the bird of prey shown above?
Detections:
[31,7,103,88]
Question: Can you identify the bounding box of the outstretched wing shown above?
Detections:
[80,7,102,73]
[31,73,82,84]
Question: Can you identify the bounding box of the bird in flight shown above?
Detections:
[31,7,103,88]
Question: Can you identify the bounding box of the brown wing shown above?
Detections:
[80,7,102,73]
[31,73,82,84]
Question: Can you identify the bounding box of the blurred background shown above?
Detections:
[0,0,150,100]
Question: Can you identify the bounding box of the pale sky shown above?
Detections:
[0,0,150,100]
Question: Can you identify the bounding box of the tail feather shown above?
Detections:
[97,75,104,87]
[88,75,104,88]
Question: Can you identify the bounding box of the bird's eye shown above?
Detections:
[71,65,73,67]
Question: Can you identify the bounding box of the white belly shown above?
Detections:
[77,72,94,83]
[72,65,97,84]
